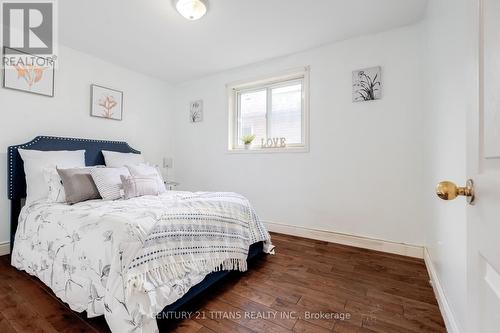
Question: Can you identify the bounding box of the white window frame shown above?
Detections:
[227,66,310,153]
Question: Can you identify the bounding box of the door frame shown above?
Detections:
[466,0,490,331]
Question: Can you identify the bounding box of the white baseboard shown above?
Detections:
[264,221,424,259]
[0,241,10,256]
[424,248,460,333]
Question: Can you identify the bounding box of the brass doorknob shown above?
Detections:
[436,179,475,204]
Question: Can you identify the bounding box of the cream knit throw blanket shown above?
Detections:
[126,192,272,292]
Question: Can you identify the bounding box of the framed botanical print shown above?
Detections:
[352,66,382,102]
[2,47,55,97]
[189,99,203,123]
[91,84,123,120]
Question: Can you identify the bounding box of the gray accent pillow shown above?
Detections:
[121,174,162,200]
[57,168,101,204]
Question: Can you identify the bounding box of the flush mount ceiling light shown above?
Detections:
[175,0,207,21]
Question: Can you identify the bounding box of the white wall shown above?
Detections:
[0,46,174,245]
[0,8,474,330]
[422,0,476,331]
[172,25,426,246]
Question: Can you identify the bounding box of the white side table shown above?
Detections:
[164,181,179,191]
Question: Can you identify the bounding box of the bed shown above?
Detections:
[7,136,272,333]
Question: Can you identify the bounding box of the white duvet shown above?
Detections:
[11,191,271,332]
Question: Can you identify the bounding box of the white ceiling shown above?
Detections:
[59,0,428,83]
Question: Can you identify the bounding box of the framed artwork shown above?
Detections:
[352,66,382,102]
[91,84,123,120]
[189,99,203,123]
[2,47,55,97]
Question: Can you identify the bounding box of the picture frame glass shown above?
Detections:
[352,66,382,102]
[91,85,123,120]
[3,47,55,97]
[190,100,203,123]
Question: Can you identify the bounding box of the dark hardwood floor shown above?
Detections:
[0,233,446,333]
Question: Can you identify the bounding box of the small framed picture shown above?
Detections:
[91,84,123,120]
[2,47,55,97]
[352,66,382,102]
[189,100,203,123]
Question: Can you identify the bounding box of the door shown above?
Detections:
[468,0,500,331]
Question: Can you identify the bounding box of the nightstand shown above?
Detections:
[164,180,179,191]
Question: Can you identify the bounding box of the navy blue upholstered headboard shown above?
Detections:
[7,136,140,251]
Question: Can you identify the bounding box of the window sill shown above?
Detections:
[227,146,309,154]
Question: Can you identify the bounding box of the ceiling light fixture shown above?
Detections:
[175,0,207,21]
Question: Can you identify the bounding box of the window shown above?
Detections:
[228,67,309,152]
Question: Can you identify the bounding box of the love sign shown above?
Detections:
[261,137,287,148]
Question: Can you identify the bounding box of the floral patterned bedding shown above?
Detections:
[11,191,271,332]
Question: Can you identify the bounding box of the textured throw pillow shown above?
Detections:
[19,149,86,204]
[43,167,66,203]
[121,174,162,199]
[125,163,166,193]
[57,168,101,204]
[90,167,131,200]
[102,150,144,167]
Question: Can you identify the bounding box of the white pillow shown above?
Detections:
[102,150,144,167]
[126,163,166,193]
[43,167,66,203]
[90,167,131,200]
[19,149,85,204]
[121,174,162,200]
